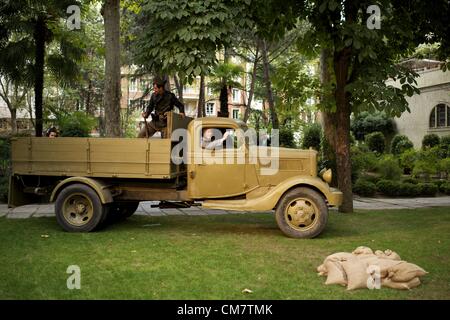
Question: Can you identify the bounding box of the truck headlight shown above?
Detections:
[320,168,332,184]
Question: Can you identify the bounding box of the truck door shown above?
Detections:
[188,123,246,198]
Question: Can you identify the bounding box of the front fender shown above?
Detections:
[50,177,113,204]
[202,176,342,211]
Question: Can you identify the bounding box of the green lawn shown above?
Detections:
[0,208,449,300]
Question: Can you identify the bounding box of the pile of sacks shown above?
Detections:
[317,246,428,290]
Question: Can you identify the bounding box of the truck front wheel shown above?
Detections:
[275,187,328,239]
[55,184,107,232]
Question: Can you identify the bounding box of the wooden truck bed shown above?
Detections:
[11,137,181,179]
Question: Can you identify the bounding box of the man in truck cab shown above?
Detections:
[138,77,186,138]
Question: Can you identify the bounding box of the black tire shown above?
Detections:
[55,184,107,232]
[106,202,139,223]
[275,187,328,239]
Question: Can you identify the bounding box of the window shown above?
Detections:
[232,89,240,103]
[140,79,149,92]
[232,109,240,120]
[429,104,450,128]
[129,78,137,92]
[206,103,215,116]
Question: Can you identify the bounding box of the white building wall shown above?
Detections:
[389,68,450,148]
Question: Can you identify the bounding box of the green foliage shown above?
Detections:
[417,183,438,197]
[353,179,376,197]
[397,183,420,197]
[58,112,96,137]
[351,112,395,141]
[437,135,450,158]
[365,131,385,154]
[377,155,402,181]
[422,134,440,149]
[0,175,8,202]
[208,62,245,92]
[301,123,321,151]
[399,149,419,175]
[402,177,419,185]
[439,158,450,178]
[390,134,414,156]
[440,182,450,195]
[132,0,253,81]
[279,128,296,148]
[412,147,440,180]
[376,180,401,197]
[351,146,378,182]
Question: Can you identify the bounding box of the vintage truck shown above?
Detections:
[8,113,342,238]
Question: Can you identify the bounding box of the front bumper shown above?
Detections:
[327,187,343,206]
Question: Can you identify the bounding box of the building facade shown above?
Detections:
[389,59,450,148]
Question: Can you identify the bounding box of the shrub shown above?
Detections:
[353,179,377,196]
[402,177,419,184]
[390,134,414,155]
[365,131,385,154]
[397,183,420,197]
[59,111,96,137]
[399,149,418,175]
[376,179,401,196]
[351,146,379,182]
[351,111,395,141]
[417,183,438,196]
[0,175,8,202]
[301,123,321,151]
[359,174,380,185]
[280,128,296,148]
[377,155,402,180]
[412,148,439,180]
[439,158,450,178]
[440,182,450,195]
[422,133,440,149]
[438,135,450,158]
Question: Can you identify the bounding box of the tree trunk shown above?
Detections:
[218,85,229,118]
[197,74,205,118]
[244,44,259,123]
[333,46,353,213]
[86,79,93,115]
[173,74,184,102]
[261,40,278,129]
[33,16,46,137]
[102,0,122,137]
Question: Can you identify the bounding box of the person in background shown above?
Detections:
[46,127,58,138]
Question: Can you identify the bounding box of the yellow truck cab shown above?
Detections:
[9,113,342,238]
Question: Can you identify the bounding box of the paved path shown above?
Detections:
[1,197,450,219]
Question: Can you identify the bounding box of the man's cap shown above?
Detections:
[153,76,167,87]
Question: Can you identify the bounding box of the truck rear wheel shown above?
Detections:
[275,187,328,239]
[55,184,107,232]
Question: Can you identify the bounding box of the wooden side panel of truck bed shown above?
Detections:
[11,137,179,179]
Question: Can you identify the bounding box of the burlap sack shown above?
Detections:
[352,246,374,255]
[373,258,403,278]
[317,264,327,275]
[323,252,355,264]
[324,260,347,286]
[342,259,369,290]
[356,254,379,266]
[387,262,428,282]
[375,249,401,261]
[382,277,421,290]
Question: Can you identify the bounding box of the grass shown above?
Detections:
[0,208,449,300]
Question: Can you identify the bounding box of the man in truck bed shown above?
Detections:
[138,77,186,138]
